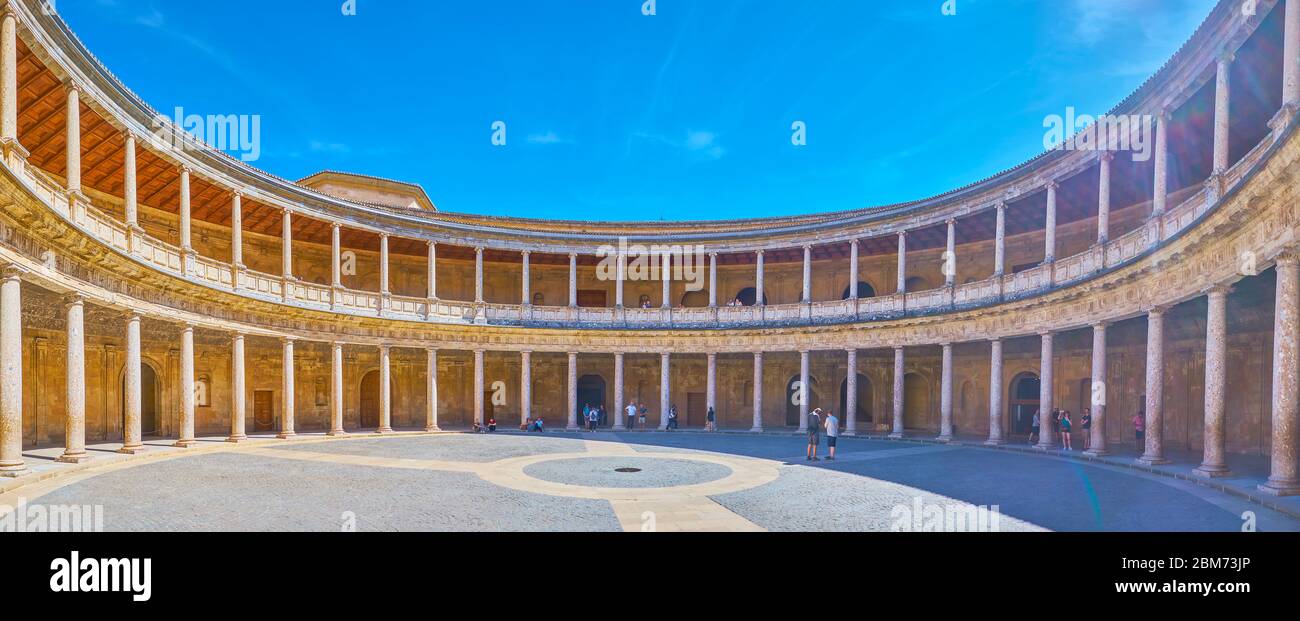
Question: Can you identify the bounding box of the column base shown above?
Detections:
[612,425,626,432]
[117,445,147,455]
[1083,448,1110,457]
[985,438,1005,447]
[226,435,250,444]
[327,430,349,437]
[423,426,441,433]
[276,432,297,440]
[374,427,395,435]
[1136,455,1170,466]
[1033,442,1056,452]
[842,430,857,437]
[750,427,764,433]
[1258,479,1300,497]
[888,431,905,439]
[1192,465,1233,479]
[937,434,954,444]
[56,452,94,464]
[0,464,31,478]
[171,440,199,449]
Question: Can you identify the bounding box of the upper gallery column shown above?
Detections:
[330,223,342,305]
[845,349,858,435]
[179,166,193,263]
[1212,52,1233,179]
[120,313,145,454]
[281,208,295,283]
[614,250,624,309]
[751,352,764,432]
[377,345,393,433]
[1097,152,1113,245]
[230,193,245,282]
[1152,110,1169,218]
[993,203,1006,278]
[426,241,438,300]
[1195,285,1232,477]
[1284,0,1300,111]
[755,250,766,307]
[426,348,440,432]
[660,252,671,309]
[1043,181,1058,264]
[123,132,139,233]
[613,352,625,430]
[227,333,247,442]
[1085,322,1110,457]
[59,295,92,462]
[474,246,484,304]
[65,83,81,195]
[1036,331,1055,450]
[174,323,197,449]
[379,234,391,299]
[0,265,24,476]
[1262,251,1300,496]
[279,337,296,439]
[569,253,579,308]
[708,253,718,308]
[801,246,813,304]
[986,339,1004,446]
[938,343,954,442]
[0,4,20,153]
[944,219,957,287]
[521,251,532,306]
[890,346,905,438]
[848,240,860,301]
[1138,307,1170,465]
[567,352,579,430]
[896,232,907,295]
[798,350,811,432]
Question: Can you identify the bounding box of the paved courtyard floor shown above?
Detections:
[3,431,1297,532]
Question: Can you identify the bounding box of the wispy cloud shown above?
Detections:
[632,129,726,161]
[526,131,572,145]
[309,140,351,155]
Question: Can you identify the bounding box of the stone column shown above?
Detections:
[0,7,17,148]
[227,333,247,442]
[944,219,957,287]
[473,349,485,426]
[1285,0,1300,109]
[706,352,718,427]
[845,349,858,435]
[1138,308,1169,465]
[613,352,626,430]
[230,192,244,278]
[755,250,766,307]
[569,253,579,308]
[659,352,671,428]
[427,241,438,300]
[896,233,907,294]
[65,83,81,194]
[938,343,954,442]
[708,253,718,308]
[1036,332,1055,450]
[59,295,91,462]
[124,133,138,230]
[994,204,1006,277]
[1044,181,1058,264]
[849,241,860,300]
[278,337,296,439]
[614,251,624,309]
[330,223,342,289]
[329,342,346,436]
[520,351,532,426]
[802,246,813,304]
[120,313,145,454]
[798,350,811,432]
[751,352,764,432]
[173,323,196,449]
[1195,286,1232,477]
[1152,111,1169,217]
[0,266,24,476]
[568,352,580,430]
[1213,53,1232,176]
[661,253,671,309]
[1085,322,1110,456]
[379,234,391,297]
[474,246,484,304]
[1262,252,1300,495]
[281,209,294,281]
[890,346,905,438]
[426,348,440,432]
[179,166,192,258]
[987,339,1004,445]
[521,251,532,305]
[377,345,393,433]
[1097,152,1113,244]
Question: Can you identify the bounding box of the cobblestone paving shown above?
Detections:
[523,456,732,489]
[267,432,589,462]
[35,452,621,532]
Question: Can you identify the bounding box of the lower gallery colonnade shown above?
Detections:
[0,0,1295,499]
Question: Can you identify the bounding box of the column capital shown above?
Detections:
[281,206,295,216]
[178,163,192,176]
[122,128,136,143]
[65,79,82,95]
[379,232,390,240]
[897,230,907,240]
[802,244,813,252]
[62,293,85,308]
[1204,283,1235,298]
[708,251,718,259]
[988,337,1002,345]
[475,245,484,254]
[1144,304,1172,316]
[568,252,578,260]
[330,221,341,231]
[1038,330,1054,338]
[893,345,906,352]
[281,336,298,345]
[755,249,765,257]
[849,238,859,248]
[1091,320,1110,330]
[0,263,26,280]
[1046,179,1059,191]
[1099,150,1116,163]
[520,349,532,356]
[1216,48,1236,65]
[1275,248,1300,266]
[427,240,437,249]
[845,347,858,355]
[379,343,391,353]
[945,217,956,226]
[2,5,18,20]
[231,189,244,200]
[122,310,142,322]
[521,249,531,258]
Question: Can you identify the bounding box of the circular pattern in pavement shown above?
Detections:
[522,456,733,489]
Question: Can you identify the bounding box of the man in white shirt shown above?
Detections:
[824,410,840,461]
[625,403,638,431]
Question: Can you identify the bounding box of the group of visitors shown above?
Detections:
[471,418,499,434]
[624,402,650,430]
[522,417,546,432]
[805,408,840,462]
[1025,406,1150,453]
[582,403,608,431]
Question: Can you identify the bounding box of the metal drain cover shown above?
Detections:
[614,467,642,473]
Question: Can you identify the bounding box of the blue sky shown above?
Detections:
[64,0,1216,220]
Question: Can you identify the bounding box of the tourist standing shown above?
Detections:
[639,403,648,430]
[1133,412,1145,452]
[625,402,638,431]
[824,409,839,461]
[1059,410,1072,450]
[807,408,823,461]
[1081,408,1092,451]
[706,406,716,432]
[666,405,679,430]
[1029,410,1040,446]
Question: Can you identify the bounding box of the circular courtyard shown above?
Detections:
[8,432,1299,532]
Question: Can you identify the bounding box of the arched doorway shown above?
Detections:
[733,287,769,307]
[903,373,930,431]
[121,363,160,438]
[359,370,396,429]
[577,375,607,427]
[841,282,877,300]
[838,374,872,427]
[1009,373,1041,436]
[785,375,819,427]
